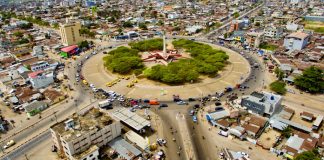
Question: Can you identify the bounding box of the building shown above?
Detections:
[284,32,310,50]
[32,46,44,57]
[282,132,318,158]
[0,68,21,83]
[264,26,283,38]
[241,91,282,117]
[30,61,50,72]
[59,21,83,46]
[28,70,54,89]
[50,108,122,160]
[300,111,314,121]
[246,32,263,48]
[24,100,48,117]
[43,89,65,105]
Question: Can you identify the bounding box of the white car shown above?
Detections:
[76,78,79,82]
[89,84,95,88]
[3,140,15,149]
[92,87,98,92]
[92,52,97,55]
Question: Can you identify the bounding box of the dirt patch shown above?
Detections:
[258,128,281,149]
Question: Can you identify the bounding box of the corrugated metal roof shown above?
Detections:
[113,108,150,131]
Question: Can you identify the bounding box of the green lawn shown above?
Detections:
[259,42,277,51]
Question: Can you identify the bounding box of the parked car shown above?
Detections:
[215,107,224,111]
[176,101,188,105]
[189,110,195,116]
[149,100,160,105]
[188,98,196,102]
[215,102,222,106]
[192,116,197,123]
[218,130,228,137]
[3,140,15,149]
[159,103,168,108]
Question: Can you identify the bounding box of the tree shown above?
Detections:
[78,41,89,49]
[294,150,321,160]
[274,67,284,80]
[294,66,324,93]
[139,23,148,30]
[281,126,292,138]
[123,21,133,28]
[13,31,24,38]
[233,12,240,18]
[52,23,59,29]
[20,23,33,29]
[255,22,261,26]
[157,20,164,26]
[270,80,286,95]
[103,47,144,74]
[27,34,34,42]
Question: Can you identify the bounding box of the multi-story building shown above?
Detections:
[59,21,83,46]
[283,32,310,50]
[246,32,264,48]
[50,108,121,160]
[264,26,283,39]
[241,91,282,117]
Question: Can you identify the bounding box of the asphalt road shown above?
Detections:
[1,37,261,160]
[184,42,266,160]
[2,131,51,160]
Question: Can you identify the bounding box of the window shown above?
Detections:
[65,151,69,156]
[92,158,96,160]
[89,154,93,157]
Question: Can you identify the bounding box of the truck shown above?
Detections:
[98,100,112,109]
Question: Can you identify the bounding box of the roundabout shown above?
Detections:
[82,39,250,100]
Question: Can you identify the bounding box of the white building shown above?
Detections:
[28,70,54,89]
[32,46,44,57]
[264,26,283,38]
[0,66,21,83]
[50,108,121,160]
[241,91,282,117]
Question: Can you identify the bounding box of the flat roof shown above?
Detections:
[112,108,150,131]
[207,109,230,120]
[50,108,114,141]
[273,116,312,133]
[313,115,323,126]
[287,32,309,39]
[108,137,141,160]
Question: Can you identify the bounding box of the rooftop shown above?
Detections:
[112,108,150,131]
[50,108,114,141]
[287,32,309,39]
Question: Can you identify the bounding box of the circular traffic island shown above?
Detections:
[82,39,250,100]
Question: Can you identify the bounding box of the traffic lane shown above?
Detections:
[152,108,186,160]
[3,131,51,160]
[1,90,91,157]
